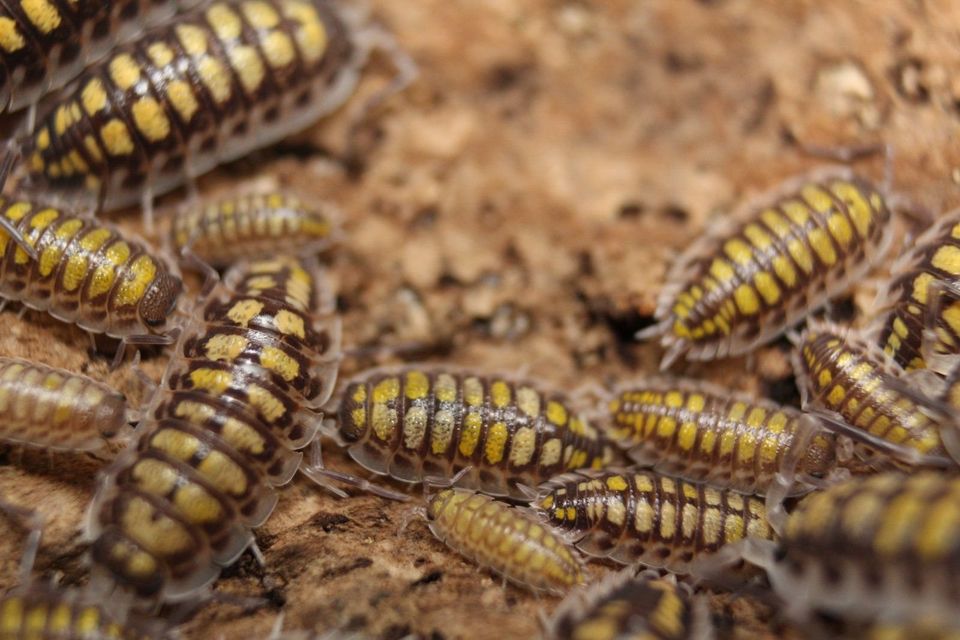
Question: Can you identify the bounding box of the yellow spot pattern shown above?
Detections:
[109,54,141,90]
[485,422,508,464]
[0,17,25,52]
[132,98,171,142]
[114,255,157,307]
[21,0,60,34]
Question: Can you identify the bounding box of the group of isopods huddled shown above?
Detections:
[0,2,957,640]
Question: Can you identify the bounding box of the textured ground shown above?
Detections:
[1,1,960,638]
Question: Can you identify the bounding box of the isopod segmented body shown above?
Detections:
[0,586,148,639]
[171,191,337,267]
[0,196,183,344]
[545,569,713,640]
[84,255,341,603]
[605,378,838,496]
[331,367,622,499]
[0,356,127,451]
[740,472,960,626]
[535,470,776,573]
[793,321,954,468]
[874,209,960,371]
[0,0,205,119]
[21,0,402,214]
[423,488,585,595]
[639,170,892,369]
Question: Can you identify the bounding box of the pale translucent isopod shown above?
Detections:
[171,191,338,267]
[423,487,585,595]
[0,356,127,451]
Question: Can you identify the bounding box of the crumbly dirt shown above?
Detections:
[1,1,960,638]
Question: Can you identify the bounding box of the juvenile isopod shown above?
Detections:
[170,190,338,267]
[414,486,586,595]
[0,356,129,452]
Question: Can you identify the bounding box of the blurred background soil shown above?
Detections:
[1,1,960,638]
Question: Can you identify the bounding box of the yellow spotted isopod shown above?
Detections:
[639,170,892,369]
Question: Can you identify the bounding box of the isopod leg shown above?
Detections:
[141,182,155,236]
[300,440,410,501]
[687,537,777,589]
[0,497,45,586]
[766,415,820,536]
[111,333,176,370]
[24,103,36,136]
[0,147,37,261]
[179,245,221,304]
[345,20,419,150]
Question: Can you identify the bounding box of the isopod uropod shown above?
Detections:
[639,169,892,369]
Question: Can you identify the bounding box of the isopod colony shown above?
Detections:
[0,2,957,639]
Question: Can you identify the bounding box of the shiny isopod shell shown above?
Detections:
[0,586,148,639]
[424,487,586,595]
[535,469,776,574]
[84,255,341,602]
[0,0,205,118]
[0,356,127,451]
[640,169,892,369]
[605,377,838,496]
[873,208,960,372]
[170,191,337,267]
[334,367,623,499]
[0,196,184,340]
[759,472,960,626]
[545,568,714,640]
[792,320,954,468]
[20,0,379,211]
